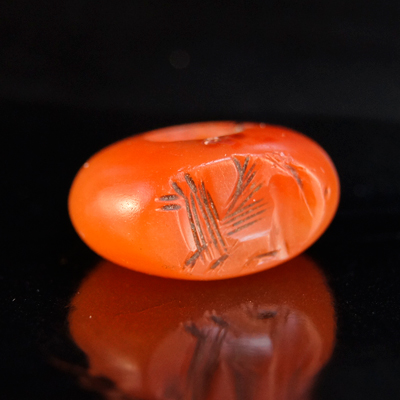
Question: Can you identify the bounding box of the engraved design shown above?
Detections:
[157,156,271,270]
[156,153,317,272]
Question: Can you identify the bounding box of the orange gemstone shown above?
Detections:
[68,122,339,279]
[69,256,336,399]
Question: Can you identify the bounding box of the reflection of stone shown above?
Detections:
[149,305,323,400]
[68,255,336,400]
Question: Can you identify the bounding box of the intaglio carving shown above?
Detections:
[157,153,314,274]
[69,121,339,279]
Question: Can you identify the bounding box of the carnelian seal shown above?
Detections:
[68,122,339,279]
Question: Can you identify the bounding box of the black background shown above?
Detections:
[1,1,400,399]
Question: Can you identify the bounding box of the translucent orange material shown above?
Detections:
[69,256,336,400]
[68,122,339,279]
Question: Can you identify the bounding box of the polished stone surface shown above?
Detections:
[68,122,339,279]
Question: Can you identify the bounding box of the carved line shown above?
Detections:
[225,198,264,218]
[172,181,203,263]
[231,183,263,216]
[185,250,202,267]
[227,156,250,213]
[231,208,268,227]
[255,250,280,258]
[241,170,257,194]
[190,194,206,245]
[200,182,227,251]
[227,218,263,236]
[171,181,185,198]
[158,194,179,201]
[242,161,257,185]
[242,155,250,174]
[209,254,228,270]
[185,174,219,252]
[286,165,303,188]
[190,193,208,261]
[184,173,198,193]
[160,204,182,211]
[223,202,269,225]
[179,173,230,268]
